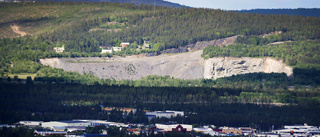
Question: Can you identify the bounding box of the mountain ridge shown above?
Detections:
[5,0,189,8]
[234,8,320,17]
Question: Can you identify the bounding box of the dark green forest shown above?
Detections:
[0,82,319,131]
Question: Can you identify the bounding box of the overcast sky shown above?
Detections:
[165,0,320,10]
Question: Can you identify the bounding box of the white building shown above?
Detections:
[112,47,122,52]
[101,48,112,54]
[273,124,320,137]
[120,42,130,48]
[146,110,184,120]
[41,119,128,131]
[53,46,65,53]
[19,121,43,127]
[41,120,91,128]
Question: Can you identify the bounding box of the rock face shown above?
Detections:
[40,51,205,80]
[40,50,293,80]
[187,35,240,50]
[204,57,293,79]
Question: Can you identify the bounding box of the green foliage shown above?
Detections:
[11,61,42,73]
[35,67,101,84]
[203,40,320,66]
[0,82,319,131]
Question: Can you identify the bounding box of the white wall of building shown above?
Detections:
[42,122,68,128]
[19,121,43,126]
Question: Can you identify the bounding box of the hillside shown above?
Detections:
[236,8,320,17]
[1,2,320,131]
[104,0,189,8]
[3,0,189,8]
[0,2,319,83]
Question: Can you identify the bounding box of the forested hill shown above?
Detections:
[9,0,189,8]
[236,8,320,17]
[104,0,189,8]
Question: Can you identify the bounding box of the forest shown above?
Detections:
[1,2,320,76]
[0,81,320,131]
[0,1,320,134]
[236,8,320,17]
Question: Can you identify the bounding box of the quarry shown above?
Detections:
[40,50,293,80]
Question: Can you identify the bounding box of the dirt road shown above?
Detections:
[10,24,27,36]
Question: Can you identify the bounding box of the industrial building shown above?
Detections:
[145,110,184,120]
[272,124,320,137]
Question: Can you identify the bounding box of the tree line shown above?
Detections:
[0,82,320,131]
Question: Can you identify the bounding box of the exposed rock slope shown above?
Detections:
[40,51,204,80]
[40,50,293,80]
[204,57,293,79]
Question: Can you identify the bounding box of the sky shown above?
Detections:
[164,0,320,10]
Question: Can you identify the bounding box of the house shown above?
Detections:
[53,45,65,53]
[112,47,122,52]
[155,124,192,132]
[120,42,130,48]
[101,47,112,54]
[143,40,150,49]
[172,124,187,132]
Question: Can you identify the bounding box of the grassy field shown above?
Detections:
[8,73,37,80]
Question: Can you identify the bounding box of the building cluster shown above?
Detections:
[266,124,320,137]
[100,42,130,54]
[100,41,150,54]
[1,110,320,137]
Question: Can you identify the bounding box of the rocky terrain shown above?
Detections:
[160,35,239,54]
[204,57,293,79]
[40,50,293,80]
[40,51,205,80]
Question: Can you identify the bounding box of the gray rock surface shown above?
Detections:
[40,50,293,80]
[204,57,293,79]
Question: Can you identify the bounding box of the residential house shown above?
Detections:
[101,47,112,54]
[120,42,130,48]
[155,124,192,132]
[143,40,150,49]
[112,47,122,52]
[53,46,65,53]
